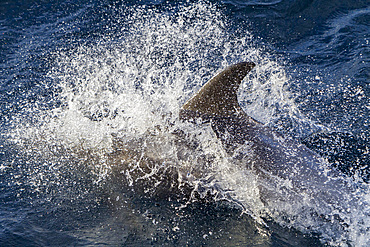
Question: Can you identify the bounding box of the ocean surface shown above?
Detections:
[1,0,369,246]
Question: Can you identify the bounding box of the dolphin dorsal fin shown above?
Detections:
[180,62,255,122]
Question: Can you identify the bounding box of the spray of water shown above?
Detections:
[6,2,370,246]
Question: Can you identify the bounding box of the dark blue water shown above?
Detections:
[1,0,369,246]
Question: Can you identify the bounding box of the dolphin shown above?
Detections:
[100,61,367,245]
[110,61,357,212]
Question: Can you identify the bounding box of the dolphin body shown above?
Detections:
[103,62,367,245]
[111,62,356,212]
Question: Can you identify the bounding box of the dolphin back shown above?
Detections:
[179,62,255,123]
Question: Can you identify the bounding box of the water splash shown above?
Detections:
[5,2,369,246]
